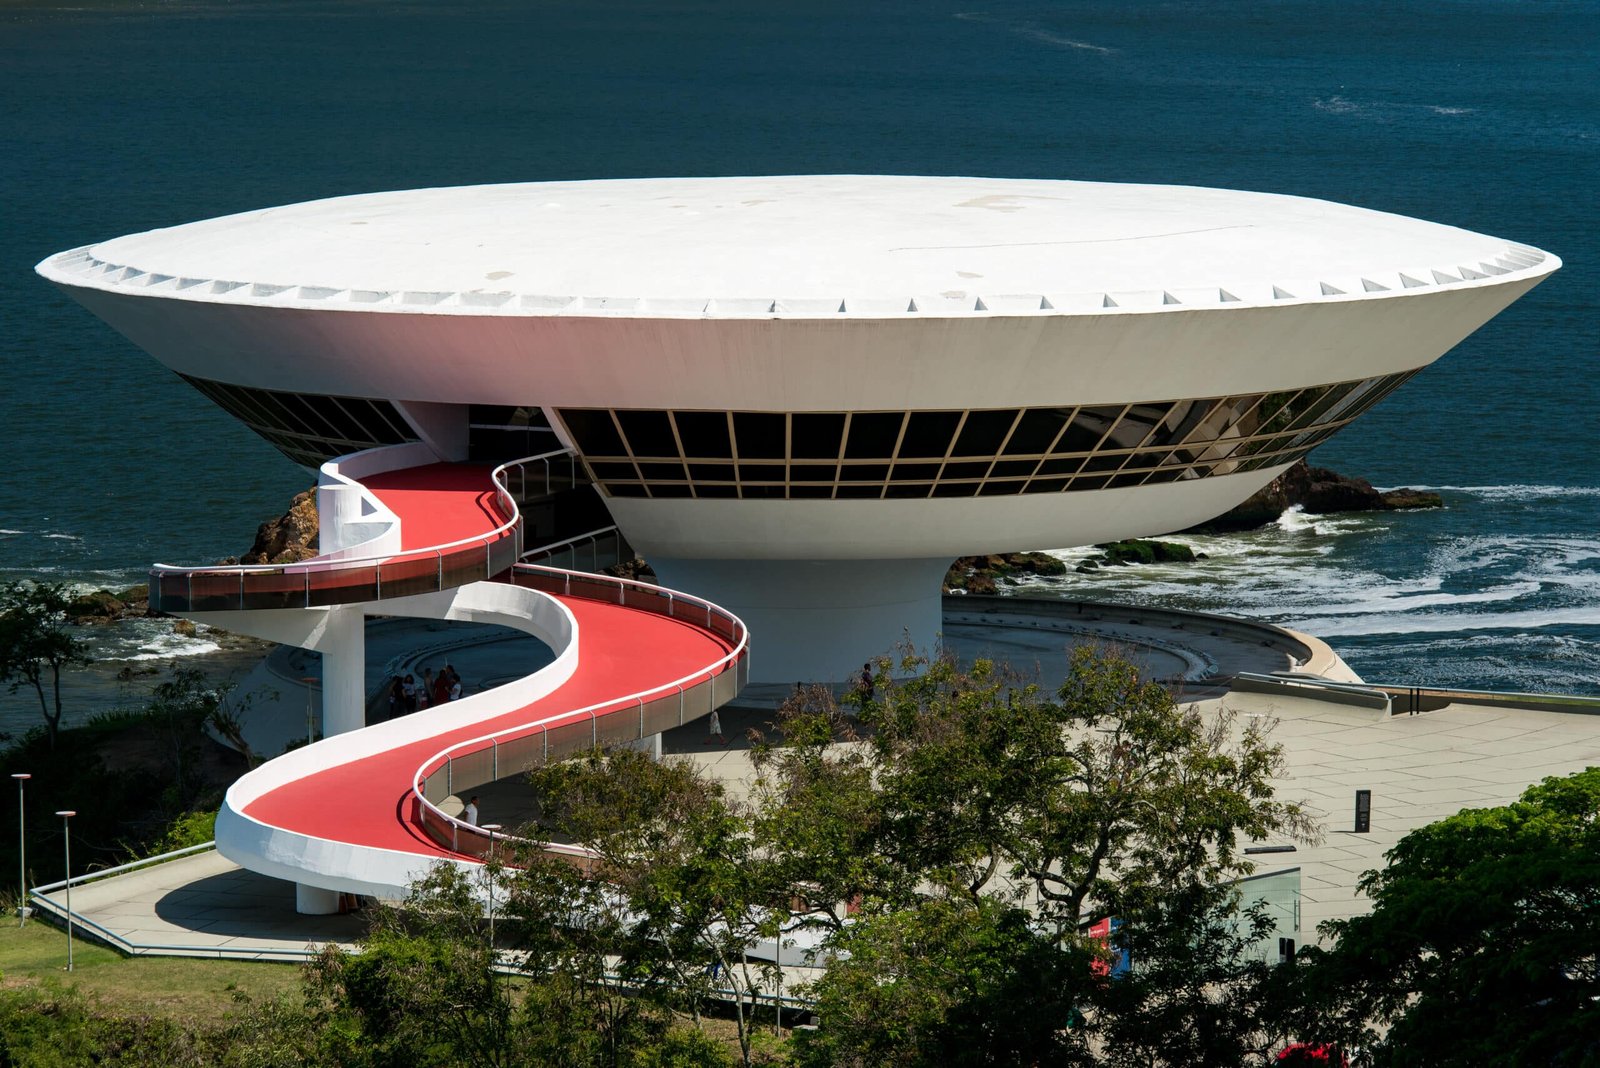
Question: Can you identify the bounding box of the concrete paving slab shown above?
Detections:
[34,850,363,958]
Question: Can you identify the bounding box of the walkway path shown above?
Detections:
[245,595,735,858]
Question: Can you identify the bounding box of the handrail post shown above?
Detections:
[238,570,245,611]
[678,684,685,726]
[492,739,498,780]
[446,757,452,798]
[437,550,443,590]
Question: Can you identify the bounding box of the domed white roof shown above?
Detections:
[39,175,1555,317]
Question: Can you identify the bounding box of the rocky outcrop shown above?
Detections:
[65,587,144,623]
[606,557,657,582]
[65,589,125,621]
[945,551,1068,594]
[241,488,319,565]
[1096,540,1197,566]
[1185,461,1442,533]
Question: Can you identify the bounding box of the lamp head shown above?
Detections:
[55,810,76,819]
[11,773,29,781]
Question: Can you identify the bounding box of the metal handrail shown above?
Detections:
[150,447,577,580]
[520,525,624,560]
[410,563,750,859]
[27,840,219,895]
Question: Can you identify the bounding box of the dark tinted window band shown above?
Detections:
[556,371,1414,500]
[179,374,416,467]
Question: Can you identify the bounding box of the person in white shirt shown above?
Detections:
[464,796,479,826]
[449,678,462,701]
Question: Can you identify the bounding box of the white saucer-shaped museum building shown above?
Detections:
[39,176,1558,682]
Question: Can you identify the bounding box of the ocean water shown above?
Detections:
[0,0,1595,722]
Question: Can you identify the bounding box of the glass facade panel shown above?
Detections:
[900,411,962,458]
[553,370,1414,501]
[179,374,416,467]
[844,412,905,459]
[733,411,786,459]
[673,411,732,458]
[1056,406,1125,453]
[616,410,678,456]
[790,413,845,459]
[953,409,1018,456]
[562,409,626,456]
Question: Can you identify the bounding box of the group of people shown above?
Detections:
[387,664,463,718]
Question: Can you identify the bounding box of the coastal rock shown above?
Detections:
[1380,487,1444,510]
[1185,460,1443,533]
[943,550,1067,595]
[66,589,125,622]
[606,557,657,582]
[241,489,319,565]
[1095,539,1196,566]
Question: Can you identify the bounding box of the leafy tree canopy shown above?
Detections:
[0,581,91,749]
[1293,767,1600,1066]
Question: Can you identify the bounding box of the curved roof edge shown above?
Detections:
[37,239,1560,320]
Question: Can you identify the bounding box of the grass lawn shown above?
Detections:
[0,920,301,1025]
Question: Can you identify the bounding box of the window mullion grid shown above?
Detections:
[974,409,1026,495]
[831,413,849,501]
[879,412,911,500]
[1021,406,1081,493]
[727,411,743,501]
[667,411,696,500]
[1064,403,1132,490]
[607,410,649,497]
[935,410,969,493]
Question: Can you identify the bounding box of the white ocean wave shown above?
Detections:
[1403,484,1600,501]
[1016,28,1116,54]
[43,533,82,541]
[1293,605,1600,638]
[1313,95,1360,114]
[124,639,220,662]
[1313,96,1481,121]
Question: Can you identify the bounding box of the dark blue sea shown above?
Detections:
[1,0,1596,730]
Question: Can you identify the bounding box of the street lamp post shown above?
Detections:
[56,810,75,971]
[481,825,503,951]
[11,774,29,927]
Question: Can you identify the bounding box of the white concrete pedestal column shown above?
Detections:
[648,557,951,685]
[295,882,342,915]
[298,604,364,915]
[318,605,367,738]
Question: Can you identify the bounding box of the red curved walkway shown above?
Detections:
[361,463,510,550]
[244,594,735,858]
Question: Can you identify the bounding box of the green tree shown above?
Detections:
[525,747,780,1068]
[759,645,1316,1065]
[0,581,91,750]
[794,896,1096,1068]
[1292,767,1600,1066]
[304,863,524,1068]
